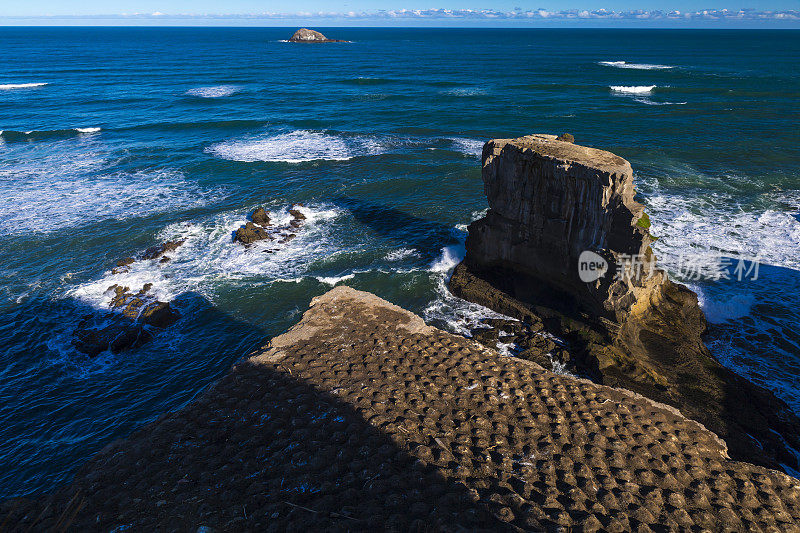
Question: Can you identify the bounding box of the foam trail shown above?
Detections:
[206,130,385,163]
[610,85,656,94]
[185,85,241,98]
[448,137,485,157]
[599,61,673,70]
[0,83,48,90]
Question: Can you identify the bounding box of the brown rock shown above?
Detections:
[234,222,273,245]
[251,207,270,226]
[141,240,185,261]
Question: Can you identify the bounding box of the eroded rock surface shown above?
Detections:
[8,287,800,531]
[450,134,800,472]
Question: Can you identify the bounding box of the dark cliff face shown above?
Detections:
[451,134,800,472]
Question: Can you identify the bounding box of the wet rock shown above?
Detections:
[72,284,179,356]
[72,315,153,357]
[556,133,574,142]
[450,133,800,472]
[234,222,272,245]
[289,207,307,221]
[141,240,185,261]
[471,328,498,346]
[251,207,270,226]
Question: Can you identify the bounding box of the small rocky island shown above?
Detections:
[4,135,800,530]
[288,28,348,43]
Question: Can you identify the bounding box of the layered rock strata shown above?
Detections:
[450,134,800,472]
[6,287,800,531]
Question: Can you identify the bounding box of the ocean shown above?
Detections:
[0,26,798,498]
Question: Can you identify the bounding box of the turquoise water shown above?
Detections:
[1,27,798,498]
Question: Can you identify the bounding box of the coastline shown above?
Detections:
[4,286,799,530]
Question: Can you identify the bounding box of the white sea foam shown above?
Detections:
[0,82,48,90]
[185,85,241,98]
[694,287,756,324]
[206,130,385,163]
[636,99,687,106]
[65,204,348,310]
[0,142,221,235]
[442,87,489,96]
[315,274,356,285]
[610,85,656,94]
[429,243,465,273]
[448,137,485,157]
[384,248,420,261]
[599,61,673,70]
[643,187,800,273]
[75,127,101,133]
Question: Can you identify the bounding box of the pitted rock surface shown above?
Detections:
[6,287,800,531]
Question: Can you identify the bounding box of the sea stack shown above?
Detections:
[450,134,800,471]
[288,28,347,43]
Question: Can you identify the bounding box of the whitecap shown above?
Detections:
[0,82,48,90]
[384,248,420,261]
[599,61,673,70]
[315,274,356,285]
[448,137,485,157]
[442,87,489,96]
[75,127,101,133]
[206,130,385,163]
[610,85,656,94]
[185,85,241,98]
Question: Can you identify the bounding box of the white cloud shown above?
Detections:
[3,8,798,23]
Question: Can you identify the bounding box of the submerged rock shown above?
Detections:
[288,28,347,43]
[72,284,179,356]
[450,133,800,471]
[112,240,184,273]
[141,240,185,261]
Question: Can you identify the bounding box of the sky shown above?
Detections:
[1,1,799,27]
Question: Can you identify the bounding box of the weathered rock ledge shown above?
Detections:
[449,134,800,473]
[4,287,800,531]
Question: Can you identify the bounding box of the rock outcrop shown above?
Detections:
[288,28,348,43]
[72,284,179,357]
[8,287,800,531]
[234,206,306,246]
[450,134,800,472]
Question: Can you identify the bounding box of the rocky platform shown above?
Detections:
[5,287,800,531]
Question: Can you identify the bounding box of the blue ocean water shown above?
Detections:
[0,27,798,498]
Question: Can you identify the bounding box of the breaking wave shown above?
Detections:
[0,82,48,90]
[206,130,386,163]
[599,61,673,70]
[610,85,656,94]
[185,85,241,98]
